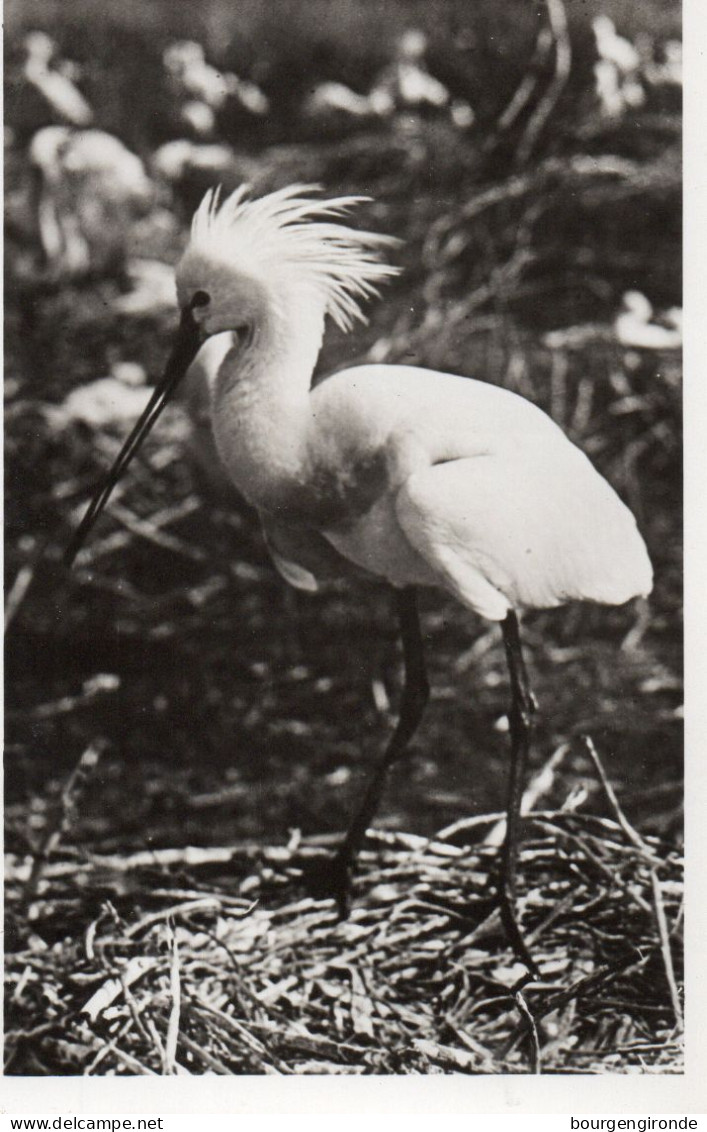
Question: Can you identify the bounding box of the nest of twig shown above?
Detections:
[5,805,683,1076]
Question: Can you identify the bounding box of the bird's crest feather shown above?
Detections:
[188,184,400,331]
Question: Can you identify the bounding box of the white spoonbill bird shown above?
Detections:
[66,186,653,970]
[592,15,645,119]
[22,31,94,129]
[614,291,682,350]
[29,126,154,277]
[374,29,451,112]
[302,81,393,123]
[163,40,269,135]
[592,16,641,75]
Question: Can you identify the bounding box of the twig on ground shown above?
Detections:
[513,986,542,1074]
[649,870,683,1029]
[412,1038,487,1073]
[22,741,106,906]
[582,735,660,862]
[106,500,206,562]
[191,996,290,1075]
[175,1030,232,1074]
[530,818,653,915]
[485,743,572,846]
[125,898,225,940]
[164,926,182,1074]
[6,817,683,1075]
[82,957,161,1023]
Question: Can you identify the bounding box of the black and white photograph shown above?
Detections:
[3,0,693,1103]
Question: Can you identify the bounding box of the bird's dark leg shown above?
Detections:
[499,609,538,975]
[312,587,429,916]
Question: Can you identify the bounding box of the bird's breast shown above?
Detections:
[322,492,441,589]
[266,445,391,529]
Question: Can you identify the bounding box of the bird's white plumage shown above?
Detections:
[186,184,400,331]
[23,32,94,127]
[29,126,154,275]
[303,81,391,120]
[177,186,652,621]
[152,139,236,183]
[304,365,652,615]
[397,444,651,616]
[593,16,641,73]
[615,291,682,350]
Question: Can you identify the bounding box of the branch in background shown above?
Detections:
[494,28,555,138]
[515,0,572,166]
[424,154,640,266]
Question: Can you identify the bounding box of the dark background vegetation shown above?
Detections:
[4,0,682,1075]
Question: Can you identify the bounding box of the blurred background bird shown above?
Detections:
[11,30,94,138]
[592,14,645,118]
[614,291,682,350]
[163,38,269,140]
[28,125,155,278]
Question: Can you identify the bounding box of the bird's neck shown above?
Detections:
[209,306,323,512]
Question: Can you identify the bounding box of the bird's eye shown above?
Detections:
[191,290,211,309]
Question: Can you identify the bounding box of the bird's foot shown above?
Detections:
[301,848,354,919]
[498,884,539,979]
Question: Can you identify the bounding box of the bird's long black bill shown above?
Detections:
[64,307,202,567]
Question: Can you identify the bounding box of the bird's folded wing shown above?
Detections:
[395,449,652,620]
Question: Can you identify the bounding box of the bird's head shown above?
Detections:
[174,245,267,354]
[163,40,204,77]
[593,15,617,44]
[24,30,56,68]
[176,183,399,343]
[398,29,427,60]
[620,290,653,322]
[65,183,399,565]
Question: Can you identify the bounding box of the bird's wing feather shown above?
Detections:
[396,446,652,619]
[261,515,372,591]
